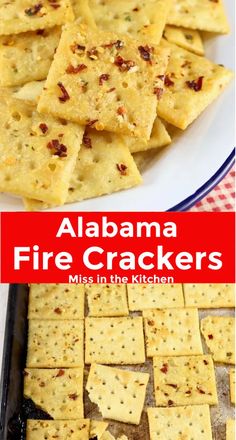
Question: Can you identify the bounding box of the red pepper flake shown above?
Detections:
[164,75,174,87]
[39,123,48,134]
[160,363,168,374]
[158,75,165,81]
[196,386,206,394]
[102,40,124,50]
[117,106,126,116]
[25,3,42,15]
[86,119,98,127]
[168,400,174,406]
[56,369,65,377]
[66,63,87,74]
[83,131,92,148]
[47,139,67,158]
[138,45,153,62]
[68,393,78,400]
[167,383,178,389]
[87,47,99,59]
[48,0,61,9]
[114,56,135,72]
[148,320,155,326]
[186,76,204,92]
[70,43,86,54]
[203,360,209,365]
[185,390,192,395]
[57,82,70,102]
[99,73,110,85]
[54,307,62,314]
[154,87,164,100]
[116,163,127,175]
[208,334,214,339]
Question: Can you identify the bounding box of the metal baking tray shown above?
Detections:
[0,284,235,440]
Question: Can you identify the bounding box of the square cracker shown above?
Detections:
[126,117,171,154]
[167,0,229,34]
[164,26,204,56]
[90,420,108,440]
[86,363,149,425]
[85,284,128,317]
[157,40,233,130]
[0,91,83,204]
[201,316,235,365]
[88,0,172,45]
[147,405,213,440]
[26,420,90,440]
[153,355,218,407]
[127,284,184,311]
[226,419,235,440]
[0,0,74,36]
[230,369,235,404]
[183,284,235,308]
[0,27,61,87]
[28,283,85,319]
[27,319,84,368]
[24,368,84,419]
[38,22,170,140]
[143,308,203,357]
[85,316,145,364]
[24,129,142,210]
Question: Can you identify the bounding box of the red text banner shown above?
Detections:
[0,212,235,283]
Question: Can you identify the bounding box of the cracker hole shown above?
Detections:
[11,111,21,121]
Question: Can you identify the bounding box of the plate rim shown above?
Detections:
[167,148,235,212]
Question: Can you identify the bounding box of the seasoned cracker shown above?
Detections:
[38,22,170,140]
[28,283,85,319]
[147,405,213,440]
[26,419,90,440]
[164,25,204,56]
[201,316,235,365]
[0,0,74,36]
[127,284,184,311]
[143,308,203,357]
[24,368,84,419]
[27,319,84,367]
[24,129,142,210]
[127,117,171,154]
[167,0,230,34]
[183,283,235,308]
[86,364,149,425]
[230,369,235,405]
[0,91,83,204]
[85,317,145,364]
[89,0,172,45]
[85,284,128,317]
[90,420,108,440]
[0,27,61,87]
[226,419,235,440]
[153,355,218,406]
[158,40,233,129]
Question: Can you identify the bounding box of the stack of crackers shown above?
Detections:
[0,0,233,210]
[24,283,235,439]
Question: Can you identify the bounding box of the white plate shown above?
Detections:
[0,0,234,212]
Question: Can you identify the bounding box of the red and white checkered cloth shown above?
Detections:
[190,168,235,212]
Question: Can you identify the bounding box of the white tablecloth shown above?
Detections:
[0,284,9,372]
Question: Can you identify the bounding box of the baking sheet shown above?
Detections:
[0,285,235,440]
